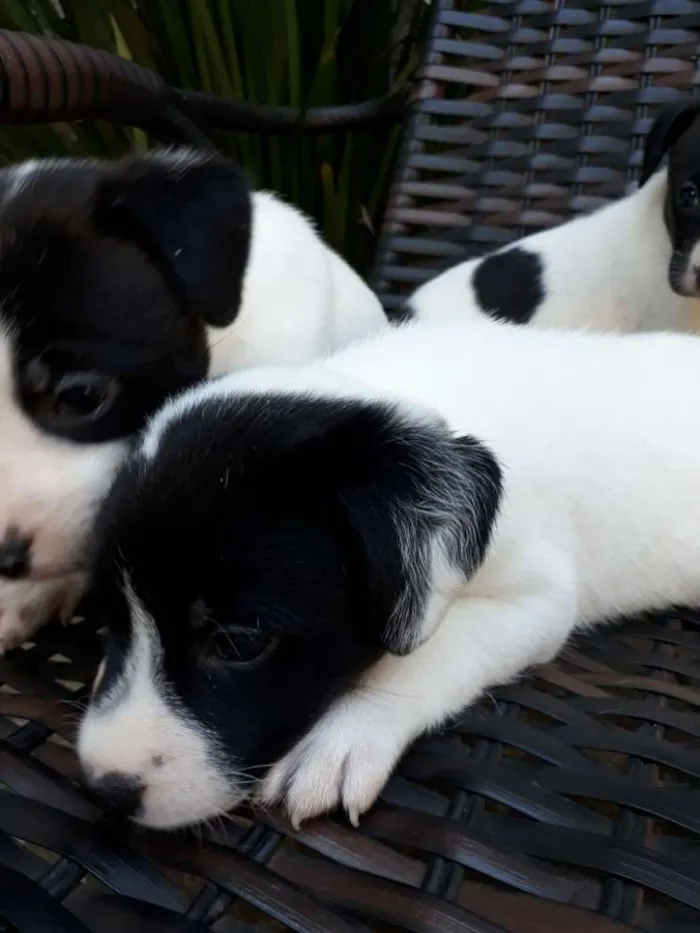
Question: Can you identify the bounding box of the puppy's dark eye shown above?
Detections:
[24,356,121,426]
[52,371,120,422]
[210,627,280,669]
[678,182,699,210]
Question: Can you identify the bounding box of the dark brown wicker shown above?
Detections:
[3,4,700,931]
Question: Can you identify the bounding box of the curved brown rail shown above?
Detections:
[0,29,409,147]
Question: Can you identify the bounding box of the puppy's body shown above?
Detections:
[405,170,700,333]
[79,316,700,829]
[207,189,381,373]
[0,151,385,651]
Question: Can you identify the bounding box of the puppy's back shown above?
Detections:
[404,171,695,334]
[325,318,700,618]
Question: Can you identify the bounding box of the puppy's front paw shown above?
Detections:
[260,694,409,829]
[0,574,86,654]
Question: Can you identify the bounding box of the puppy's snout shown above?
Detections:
[88,771,144,819]
[0,529,31,578]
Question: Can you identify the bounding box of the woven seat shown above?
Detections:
[3,3,700,930]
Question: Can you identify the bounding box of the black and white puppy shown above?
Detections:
[78,315,700,830]
[403,100,700,333]
[0,148,386,652]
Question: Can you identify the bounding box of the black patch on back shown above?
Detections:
[471,247,545,324]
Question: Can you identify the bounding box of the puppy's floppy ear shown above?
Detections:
[640,101,700,186]
[293,402,502,655]
[93,150,252,327]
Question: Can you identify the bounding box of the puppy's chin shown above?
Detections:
[133,784,247,831]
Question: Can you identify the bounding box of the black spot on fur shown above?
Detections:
[471,247,545,324]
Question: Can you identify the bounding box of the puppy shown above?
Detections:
[79,315,700,830]
[0,148,386,652]
[402,100,700,333]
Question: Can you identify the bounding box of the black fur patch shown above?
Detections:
[0,152,252,444]
[471,247,545,324]
[656,110,700,296]
[95,154,252,328]
[0,217,207,444]
[90,391,502,775]
[640,100,700,186]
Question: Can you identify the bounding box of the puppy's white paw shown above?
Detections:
[260,693,410,828]
[0,574,86,654]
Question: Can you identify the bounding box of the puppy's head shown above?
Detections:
[640,100,700,297]
[0,149,251,583]
[77,383,501,828]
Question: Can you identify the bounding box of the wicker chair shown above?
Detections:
[3,4,700,931]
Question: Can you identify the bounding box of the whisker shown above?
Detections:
[61,699,89,712]
[242,761,277,773]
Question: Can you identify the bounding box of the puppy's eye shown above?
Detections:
[678,182,699,210]
[210,628,280,669]
[52,371,120,423]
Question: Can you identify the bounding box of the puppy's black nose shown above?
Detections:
[90,772,144,818]
[0,530,30,578]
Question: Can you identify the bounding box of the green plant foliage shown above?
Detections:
[0,0,429,272]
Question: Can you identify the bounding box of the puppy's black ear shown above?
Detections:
[640,101,700,186]
[94,151,252,327]
[308,406,502,655]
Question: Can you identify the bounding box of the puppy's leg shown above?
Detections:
[0,573,87,654]
[261,578,576,827]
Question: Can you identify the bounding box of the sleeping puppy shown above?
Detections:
[78,315,700,830]
[0,148,386,653]
[402,100,700,333]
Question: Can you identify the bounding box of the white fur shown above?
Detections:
[207,190,385,373]
[77,577,240,829]
[408,170,700,334]
[172,315,700,825]
[0,156,386,653]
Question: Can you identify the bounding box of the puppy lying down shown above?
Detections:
[78,316,700,829]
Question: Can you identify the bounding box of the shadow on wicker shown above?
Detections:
[3,1,700,930]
